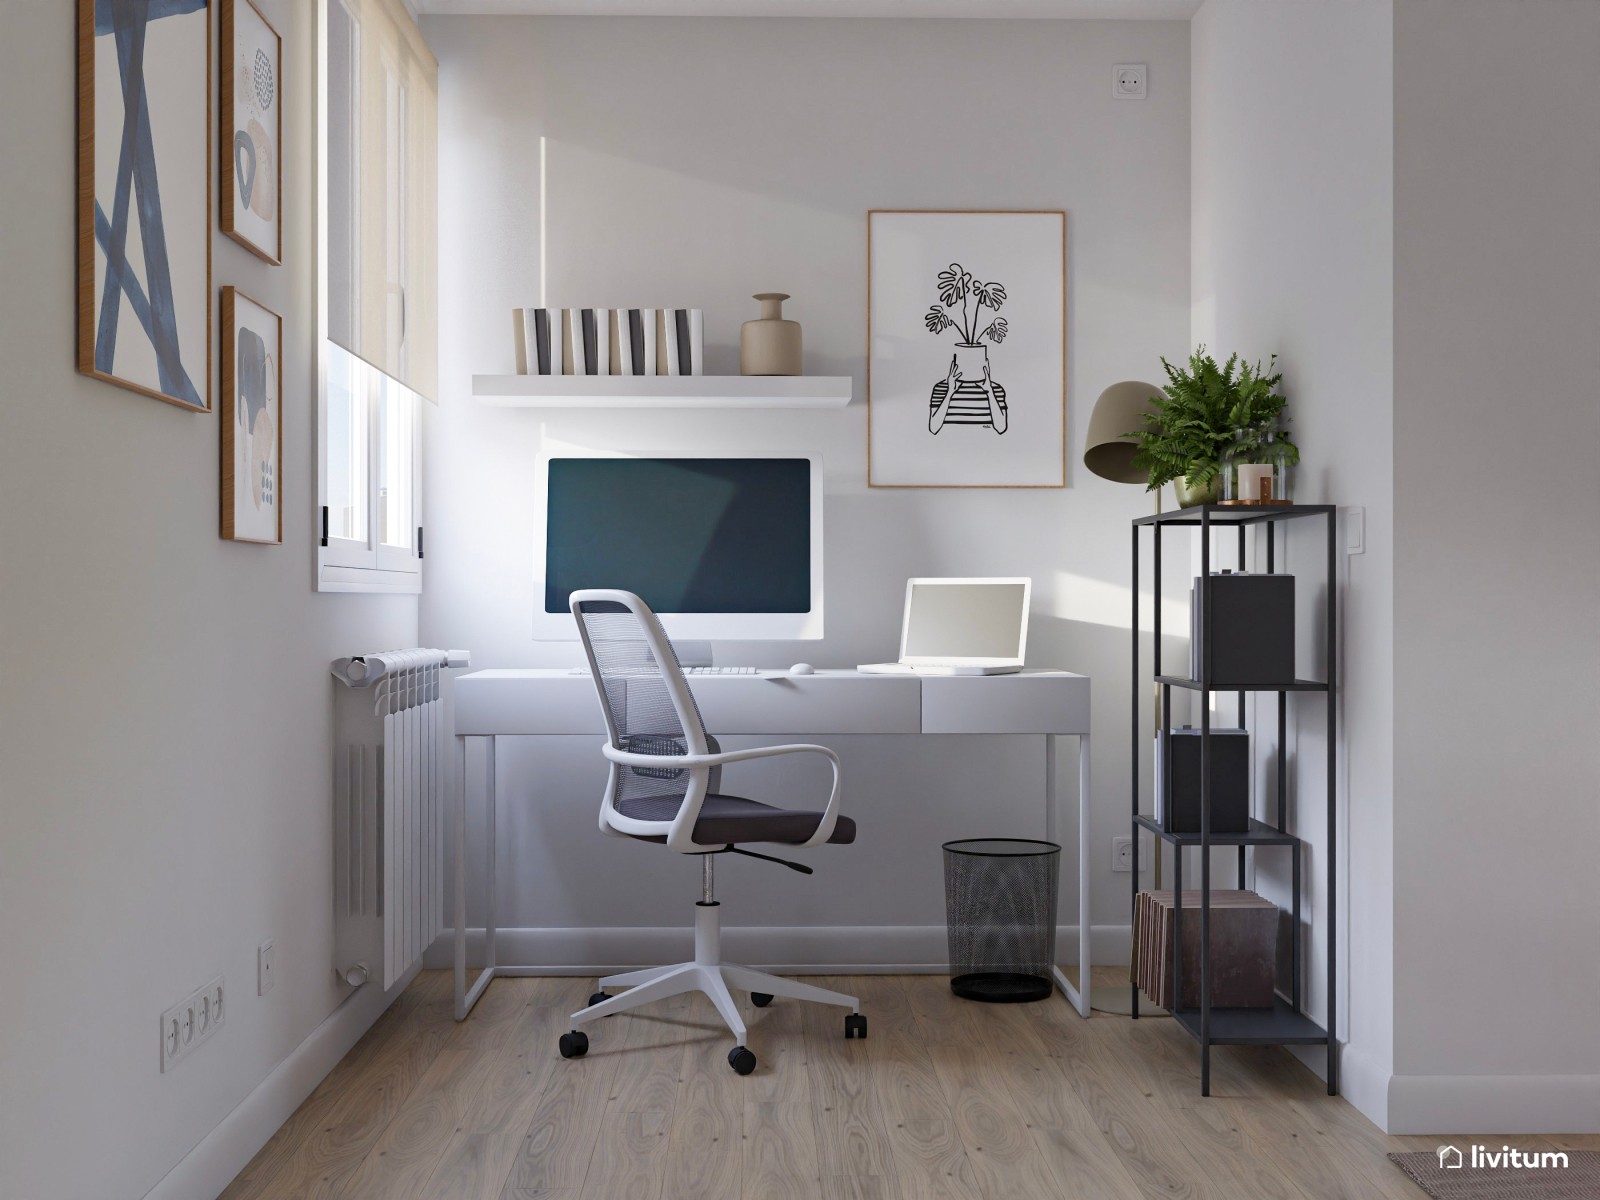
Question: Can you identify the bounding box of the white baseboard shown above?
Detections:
[141,964,420,1200]
[421,924,1133,974]
[1387,1071,1600,1135]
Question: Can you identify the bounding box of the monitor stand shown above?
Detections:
[675,639,714,668]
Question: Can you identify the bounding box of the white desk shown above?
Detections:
[452,667,1092,1019]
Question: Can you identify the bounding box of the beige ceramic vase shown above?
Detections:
[740,293,802,376]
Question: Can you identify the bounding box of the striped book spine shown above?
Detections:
[518,308,555,375]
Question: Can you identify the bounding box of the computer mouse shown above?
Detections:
[788,662,815,676]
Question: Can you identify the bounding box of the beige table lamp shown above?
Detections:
[1084,380,1163,486]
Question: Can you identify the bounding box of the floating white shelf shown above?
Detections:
[470,374,852,409]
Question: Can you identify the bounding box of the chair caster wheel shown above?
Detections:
[558,1030,589,1059]
[750,992,774,1008]
[728,1046,757,1075]
[589,991,610,1009]
[844,1013,868,1040]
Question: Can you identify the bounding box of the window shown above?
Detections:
[316,0,436,592]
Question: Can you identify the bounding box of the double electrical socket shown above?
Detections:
[161,976,225,1072]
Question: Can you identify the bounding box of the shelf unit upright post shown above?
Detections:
[1128,503,1338,1097]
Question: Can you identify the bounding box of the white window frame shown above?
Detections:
[315,0,422,594]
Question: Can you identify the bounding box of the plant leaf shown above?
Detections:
[937,264,969,307]
[973,280,1007,310]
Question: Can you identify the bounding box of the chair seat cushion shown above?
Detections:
[616,792,856,846]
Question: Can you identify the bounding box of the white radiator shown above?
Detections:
[332,648,468,990]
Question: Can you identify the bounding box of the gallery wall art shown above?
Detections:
[77,0,212,412]
[867,211,1066,488]
[221,288,282,544]
[221,0,281,263]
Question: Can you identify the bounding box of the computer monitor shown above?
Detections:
[533,453,824,640]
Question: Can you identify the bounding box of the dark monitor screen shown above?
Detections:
[544,458,812,614]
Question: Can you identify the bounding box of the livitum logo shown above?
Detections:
[1437,1144,1570,1170]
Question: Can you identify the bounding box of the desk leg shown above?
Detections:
[1048,733,1092,1018]
[455,734,498,1020]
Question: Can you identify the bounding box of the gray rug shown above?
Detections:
[1389,1149,1600,1199]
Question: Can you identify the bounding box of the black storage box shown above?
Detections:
[1161,726,1251,834]
[1189,571,1295,685]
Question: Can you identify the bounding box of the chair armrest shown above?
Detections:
[600,741,844,851]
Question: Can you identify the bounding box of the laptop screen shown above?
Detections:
[903,581,1028,660]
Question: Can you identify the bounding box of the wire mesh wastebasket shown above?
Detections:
[943,838,1061,1003]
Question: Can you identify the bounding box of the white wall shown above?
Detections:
[1391,0,1600,1134]
[1190,0,1394,1125]
[421,15,1191,962]
[0,4,420,1198]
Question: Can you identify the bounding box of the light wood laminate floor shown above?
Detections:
[222,970,1595,1200]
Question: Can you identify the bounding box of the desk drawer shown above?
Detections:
[454,674,606,736]
[691,675,920,735]
[921,673,1090,734]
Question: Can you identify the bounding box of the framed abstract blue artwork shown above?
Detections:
[78,0,212,413]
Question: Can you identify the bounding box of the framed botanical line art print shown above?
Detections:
[221,288,283,543]
[76,0,211,412]
[221,0,282,263]
[868,210,1065,488]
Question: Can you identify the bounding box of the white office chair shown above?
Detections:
[560,589,866,1075]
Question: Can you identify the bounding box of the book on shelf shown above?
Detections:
[562,308,580,375]
[655,308,703,376]
[560,308,609,376]
[687,309,704,376]
[1133,889,1277,1010]
[609,308,654,376]
[513,307,556,375]
[588,308,609,377]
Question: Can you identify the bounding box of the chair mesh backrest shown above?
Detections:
[573,598,710,810]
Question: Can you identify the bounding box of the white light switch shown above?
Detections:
[1114,64,1147,100]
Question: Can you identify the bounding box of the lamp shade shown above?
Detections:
[1083,380,1163,484]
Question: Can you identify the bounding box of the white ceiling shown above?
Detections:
[414,0,1202,19]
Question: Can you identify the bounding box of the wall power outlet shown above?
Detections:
[1111,834,1152,873]
[258,939,275,996]
[161,976,225,1072]
[1113,63,1147,100]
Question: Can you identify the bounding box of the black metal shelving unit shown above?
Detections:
[1130,503,1338,1096]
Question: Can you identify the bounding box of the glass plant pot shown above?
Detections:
[1221,429,1293,505]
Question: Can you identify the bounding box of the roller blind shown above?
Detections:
[325,0,437,401]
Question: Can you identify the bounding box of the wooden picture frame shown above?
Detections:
[867,210,1066,488]
[77,0,212,412]
[221,288,283,544]
[221,0,283,264]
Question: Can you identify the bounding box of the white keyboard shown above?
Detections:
[568,666,760,676]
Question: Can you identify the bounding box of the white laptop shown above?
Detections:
[858,578,1031,676]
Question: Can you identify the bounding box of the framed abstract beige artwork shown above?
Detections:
[221,288,282,544]
[221,0,282,263]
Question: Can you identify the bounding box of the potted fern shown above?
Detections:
[1127,347,1298,507]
